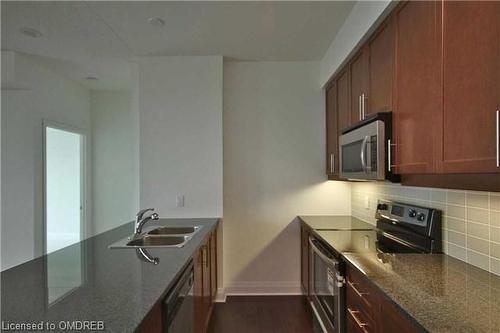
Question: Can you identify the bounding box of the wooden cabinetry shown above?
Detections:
[367,17,395,115]
[326,82,339,177]
[300,223,310,295]
[194,228,218,333]
[346,265,421,333]
[441,1,500,173]
[350,51,369,123]
[393,0,443,174]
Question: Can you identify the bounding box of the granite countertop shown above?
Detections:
[298,215,375,230]
[343,252,500,333]
[304,216,500,333]
[0,218,219,333]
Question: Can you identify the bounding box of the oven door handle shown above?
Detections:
[309,237,339,268]
[360,135,370,173]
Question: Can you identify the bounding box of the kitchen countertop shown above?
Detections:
[0,218,219,333]
[298,215,375,230]
[303,216,500,333]
[343,252,500,333]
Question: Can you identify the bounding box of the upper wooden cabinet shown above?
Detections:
[350,51,369,123]
[337,68,351,132]
[393,0,443,174]
[367,17,395,115]
[326,82,339,177]
[441,1,500,173]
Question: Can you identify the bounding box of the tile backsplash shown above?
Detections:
[351,182,500,276]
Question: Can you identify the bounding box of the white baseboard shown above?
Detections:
[218,281,303,300]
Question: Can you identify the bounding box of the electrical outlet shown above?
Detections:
[176,195,185,208]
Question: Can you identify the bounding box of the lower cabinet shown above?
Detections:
[346,265,421,333]
[300,223,310,295]
[138,226,218,333]
[194,229,218,333]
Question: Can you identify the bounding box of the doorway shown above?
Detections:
[44,122,86,254]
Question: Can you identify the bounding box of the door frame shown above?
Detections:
[42,120,88,254]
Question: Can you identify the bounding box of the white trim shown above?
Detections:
[222,281,303,296]
[42,120,88,254]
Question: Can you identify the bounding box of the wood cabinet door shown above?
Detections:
[210,231,217,301]
[194,247,205,333]
[300,225,309,295]
[350,51,369,123]
[337,69,351,132]
[441,1,500,173]
[326,82,339,176]
[393,1,443,174]
[202,243,211,323]
[367,17,395,115]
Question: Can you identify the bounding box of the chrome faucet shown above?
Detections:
[134,208,159,235]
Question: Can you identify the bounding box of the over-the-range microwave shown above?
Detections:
[339,112,400,182]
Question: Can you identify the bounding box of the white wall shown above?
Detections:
[1,52,91,270]
[319,1,393,87]
[90,90,139,234]
[138,56,223,218]
[223,61,351,294]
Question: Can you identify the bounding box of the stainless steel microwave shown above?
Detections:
[339,112,399,182]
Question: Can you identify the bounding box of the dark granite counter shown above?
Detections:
[298,215,375,230]
[1,218,219,332]
[306,219,500,333]
[343,252,500,333]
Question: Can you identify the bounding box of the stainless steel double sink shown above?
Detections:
[109,226,202,249]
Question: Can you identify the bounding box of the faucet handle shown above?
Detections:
[136,208,155,221]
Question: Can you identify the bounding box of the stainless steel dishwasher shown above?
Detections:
[163,260,194,333]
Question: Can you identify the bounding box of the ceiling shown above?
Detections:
[1,1,355,89]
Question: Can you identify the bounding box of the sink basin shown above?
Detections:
[147,226,201,236]
[126,235,187,247]
[109,235,190,249]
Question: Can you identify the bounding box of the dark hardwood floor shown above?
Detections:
[207,296,315,333]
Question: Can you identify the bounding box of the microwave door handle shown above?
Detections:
[360,136,369,173]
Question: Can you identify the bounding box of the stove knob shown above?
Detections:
[377,203,388,210]
[417,213,426,222]
[408,209,417,218]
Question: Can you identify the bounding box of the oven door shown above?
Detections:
[309,237,345,333]
[339,120,385,181]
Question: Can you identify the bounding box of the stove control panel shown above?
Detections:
[376,200,433,227]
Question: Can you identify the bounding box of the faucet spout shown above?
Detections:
[134,209,160,235]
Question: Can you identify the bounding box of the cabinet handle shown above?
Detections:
[205,245,209,268]
[348,280,369,299]
[330,153,335,174]
[496,110,499,167]
[362,93,366,119]
[387,139,392,172]
[347,308,368,333]
[359,95,362,121]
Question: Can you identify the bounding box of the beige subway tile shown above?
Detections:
[430,189,446,203]
[446,217,466,233]
[448,243,467,261]
[448,230,466,247]
[491,211,500,227]
[491,243,500,260]
[467,222,489,239]
[467,207,489,224]
[466,192,489,209]
[447,205,466,219]
[491,227,500,243]
[429,202,446,215]
[447,191,466,206]
[467,236,489,255]
[467,250,490,271]
[490,258,500,276]
[491,194,500,211]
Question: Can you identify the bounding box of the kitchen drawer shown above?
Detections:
[346,265,378,319]
[346,304,375,333]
